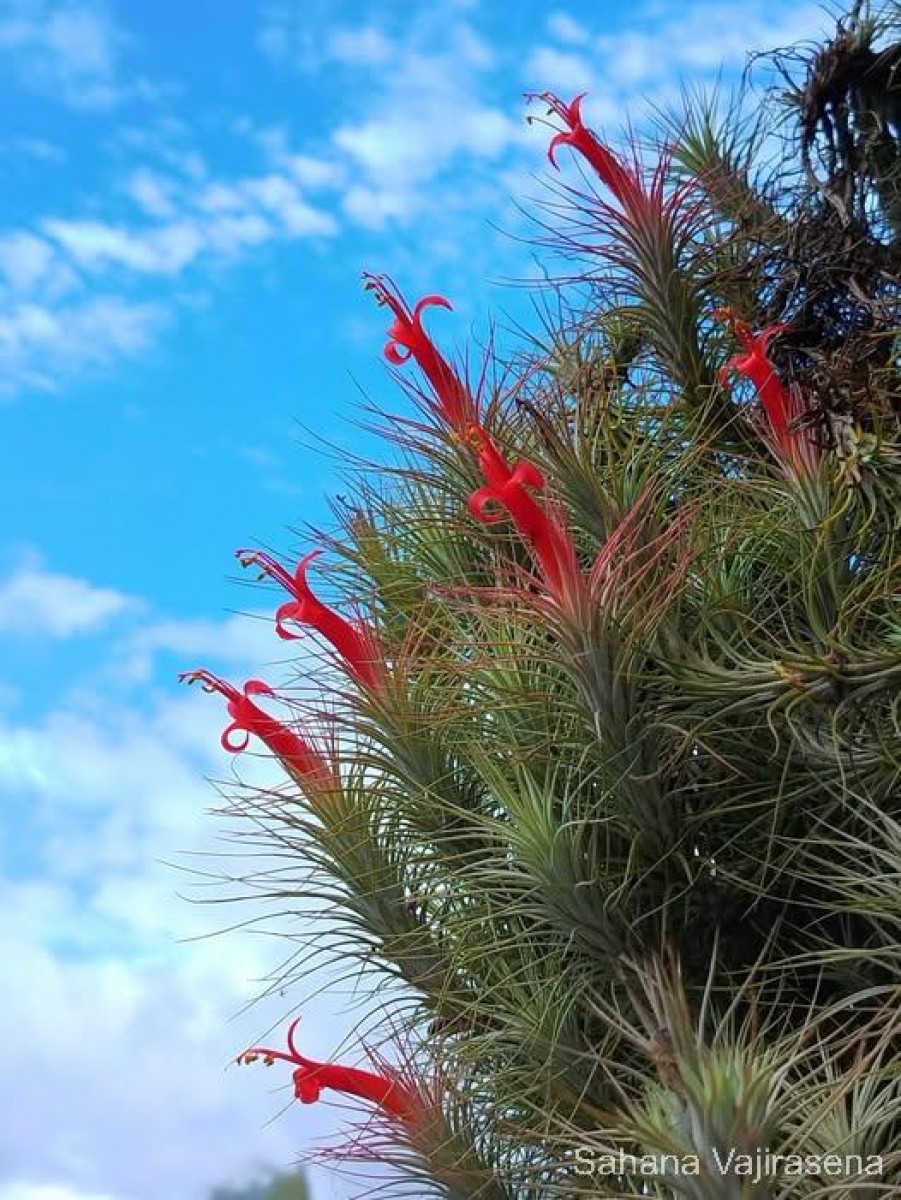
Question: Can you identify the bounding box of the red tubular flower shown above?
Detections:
[532,92,645,211]
[180,669,333,784]
[237,548,384,691]
[469,438,582,606]
[715,308,791,431]
[714,307,804,450]
[239,1018,417,1121]
[362,272,476,433]
[715,308,821,474]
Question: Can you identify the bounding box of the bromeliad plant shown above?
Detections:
[184,6,901,1197]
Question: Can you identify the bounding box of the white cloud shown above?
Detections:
[260,4,399,73]
[44,217,201,275]
[195,181,244,214]
[0,0,127,109]
[0,295,164,393]
[123,169,178,219]
[256,6,295,65]
[112,609,288,686]
[258,4,526,233]
[281,153,344,190]
[326,24,521,229]
[0,548,410,1199]
[8,135,68,163]
[522,46,598,94]
[546,12,589,45]
[0,705,209,827]
[0,135,339,394]
[0,231,75,295]
[0,586,382,1200]
[0,556,139,637]
[340,184,416,231]
[594,2,832,87]
[250,127,346,192]
[203,212,273,256]
[601,29,656,87]
[239,174,338,237]
[0,890,336,1200]
[327,25,394,67]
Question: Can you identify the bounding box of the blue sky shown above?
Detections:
[0,2,836,1199]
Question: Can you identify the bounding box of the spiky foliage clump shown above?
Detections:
[189,6,901,1197]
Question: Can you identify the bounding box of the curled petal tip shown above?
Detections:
[413,294,453,318]
[384,342,412,365]
[243,679,275,699]
[469,486,504,524]
[547,133,567,169]
[221,723,251,754]
[297,548,325,573]
[294,550,326,598]
[512,460,546,491]
[286,1017,303,1057]
[274,601,303,641]
[566,92,587,123]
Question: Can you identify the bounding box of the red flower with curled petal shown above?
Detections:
[470,437,582,606]
[530,91,645,211]
[715,308,791,427]
[363,272,476,433]
[239,1018,416,1120]
[236,548,384,690]
[714,308,799,449]
[180,669,334,785]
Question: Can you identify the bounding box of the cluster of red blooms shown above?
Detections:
[528,92,814,469]
[186,93,817,1124]
[179,541,385,791]
[365,271,586,610]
